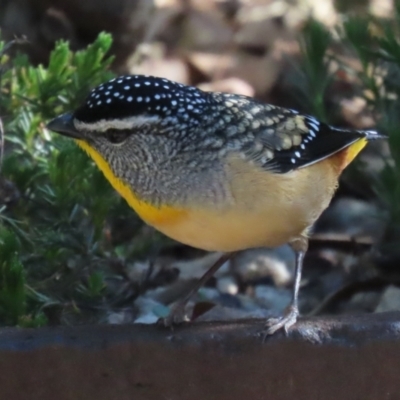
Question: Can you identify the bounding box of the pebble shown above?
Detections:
[375,285,400,313]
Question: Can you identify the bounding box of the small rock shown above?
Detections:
[133,296,169,324]
[375,286,400,313]
[217,276,239,295]
[134,314,159,324]
[107,310,134,325]
[126,261,150,282]
[232,247,294,287]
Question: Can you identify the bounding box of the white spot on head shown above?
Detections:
[124,86,130,90]
[300,144,305,149]
[127,96,133,102]
[155,94,161,100]
[144,82,151,86]
[97,100,101,105]
[295,151,301,157]
[114,92,120,97]
[107,99,111,104]
[145,97,150,102]
[105,91,110,95]
[164,85,170,89]
[134,83,140,87]
[309,130,316,138]
[291,158,296,164]
[171,100,177,106]
[137,96,143,102]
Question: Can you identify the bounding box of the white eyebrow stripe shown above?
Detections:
[74,115,161,132]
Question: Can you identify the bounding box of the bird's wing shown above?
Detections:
[219,97,366,174]
[253,110,364,173]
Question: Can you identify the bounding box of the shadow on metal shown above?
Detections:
[1,312,400,400]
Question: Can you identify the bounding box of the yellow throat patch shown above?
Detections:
[75,139,187,227]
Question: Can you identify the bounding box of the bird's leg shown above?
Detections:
[161,252,235,327]
[262,236,308,337]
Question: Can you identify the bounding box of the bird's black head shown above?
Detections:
[47,75,212,142]
[74,75,209,124]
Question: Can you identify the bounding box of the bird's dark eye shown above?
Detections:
[104,129,131,144]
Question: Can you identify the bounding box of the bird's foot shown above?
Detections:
[158,302,190,329]
[262,305,299,339]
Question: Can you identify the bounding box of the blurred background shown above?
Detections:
[0,0,399,328]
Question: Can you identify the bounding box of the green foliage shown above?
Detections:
[0,32,147,326]
[297,20,333,122]
[298,5,400,255]
[0,227,25,324]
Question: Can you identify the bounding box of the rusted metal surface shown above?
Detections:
[1,312,400,400]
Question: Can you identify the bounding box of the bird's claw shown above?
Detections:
[261,305,299,340]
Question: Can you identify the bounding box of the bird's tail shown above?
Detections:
[361,130,388,140]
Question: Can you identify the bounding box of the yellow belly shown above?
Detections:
[151,155,339,251]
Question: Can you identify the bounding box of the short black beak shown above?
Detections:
[47,113,82,139]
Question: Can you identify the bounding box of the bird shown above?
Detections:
[47,74,386,336]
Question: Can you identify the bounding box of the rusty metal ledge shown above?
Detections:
[1,312,400,400]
